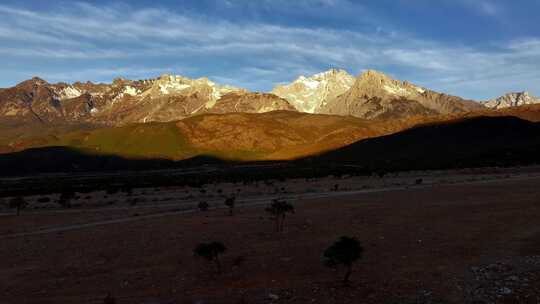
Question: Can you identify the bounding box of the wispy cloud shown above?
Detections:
[0,2,539,99]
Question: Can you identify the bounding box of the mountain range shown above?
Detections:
[2,69,538,126]
[1,69,540,168]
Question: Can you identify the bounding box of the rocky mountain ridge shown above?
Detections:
[0,75,292,125]
[318,70,484,119]
[482,91,540,109]
[2,69,537,126]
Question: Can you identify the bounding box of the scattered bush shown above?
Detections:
[194,241,227,273]
[323,236,363,284]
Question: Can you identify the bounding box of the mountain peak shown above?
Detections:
[319,70,482,119]
[483,91,540,109]
[271,69,355,113]
[18,77,49,87]
[351,70,424,98]
[357,70,395,83]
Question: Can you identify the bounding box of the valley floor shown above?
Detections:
[1,168,540,303]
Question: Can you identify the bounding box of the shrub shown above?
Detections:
[224,196,236,216]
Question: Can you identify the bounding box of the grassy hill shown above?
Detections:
[32,111,388,161]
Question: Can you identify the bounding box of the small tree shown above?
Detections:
[194,241,227,273]
[58,191,75,208]
[323,236,363,285]
[9,197,28,216]
[265,199,295,232]
[224,196,236,216]
[198,201,209,211]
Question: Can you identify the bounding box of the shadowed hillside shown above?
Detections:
[310,116,540,171]
[1,116,540,179]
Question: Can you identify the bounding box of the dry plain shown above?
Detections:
[2,167,540,303]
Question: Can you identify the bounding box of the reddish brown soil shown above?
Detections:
[1,176,540,303]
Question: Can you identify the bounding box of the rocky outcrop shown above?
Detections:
[203,92,296,114]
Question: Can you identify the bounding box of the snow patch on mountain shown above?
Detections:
[383,84,409,96]
[123,86,140,96]
[59,86,82,99]
[271,69,355,113]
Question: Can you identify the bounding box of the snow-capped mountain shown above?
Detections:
[271,69,355,113]
[0,74,294,125]
[7,69,534,126]
[482,92,540,109]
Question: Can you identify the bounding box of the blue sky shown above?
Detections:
[1,0,540,100]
